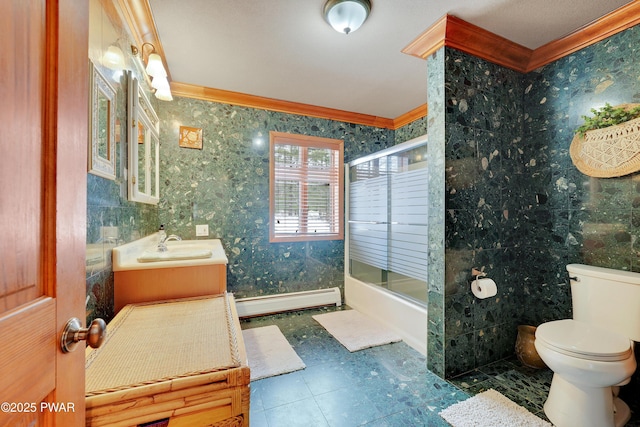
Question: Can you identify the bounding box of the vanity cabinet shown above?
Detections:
[85,294,250,427]
[114,264,226,312]
[112,236,228,313]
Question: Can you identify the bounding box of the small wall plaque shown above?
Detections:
[179,126,203,149]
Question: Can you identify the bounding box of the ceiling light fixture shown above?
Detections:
[131,43,173,101]
[323,0,371,35]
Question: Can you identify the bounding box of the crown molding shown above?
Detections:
[402,15,532,73]
[120,0,639,130]
[527,1,640,71]
[401,15,448,61]
[171,82,396,129]
[118,0,419,130]
[393,104,428,129]
[403,3,640,73]
[117,0,170,79]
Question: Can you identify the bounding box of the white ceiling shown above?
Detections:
[148,0,634,120]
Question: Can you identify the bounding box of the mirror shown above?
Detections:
[89,62,117,180]
[127,72,159,204]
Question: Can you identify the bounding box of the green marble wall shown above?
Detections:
[395,115,428,143]
[86,0,167,323]
[86,14,640,381]
[425,48,447,377]
[425,47,527,377]
[157,98,394,299]
[522,25,640,323]
[433,25,640,379]
[86,25,159,323]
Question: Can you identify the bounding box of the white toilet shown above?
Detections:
[534,264,640,427]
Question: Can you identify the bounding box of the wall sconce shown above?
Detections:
[103,45,125,70]
[323,0,371,35]
[102,44,125,81]
[131,43,173,101]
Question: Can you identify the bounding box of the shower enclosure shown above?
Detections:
[345,135,428,354]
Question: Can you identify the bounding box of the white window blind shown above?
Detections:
[269,132,344,242]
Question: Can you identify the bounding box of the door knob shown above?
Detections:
[61,318,107,353]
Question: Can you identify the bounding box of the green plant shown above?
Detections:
[575,103,640,137]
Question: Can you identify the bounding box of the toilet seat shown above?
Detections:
[536,319,632,362]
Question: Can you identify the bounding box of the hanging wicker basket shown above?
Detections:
[570,103,640,178]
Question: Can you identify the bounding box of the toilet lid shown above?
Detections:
[536,319,632,361]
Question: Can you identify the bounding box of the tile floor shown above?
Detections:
[450,350,640,427]
[241,306,640,426]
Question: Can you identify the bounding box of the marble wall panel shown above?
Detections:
[426,47,447,377]
[438,46,526,377]
[84,15,640,382]
[395,115,428,143]
[522,25,640,330]
[440,25,640,376]
[157,97,394,299]
[86,1,159,324]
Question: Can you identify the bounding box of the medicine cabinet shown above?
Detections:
[127,72,159,204]
[88,62,117,180]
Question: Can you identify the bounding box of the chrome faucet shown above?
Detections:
[157,233,181,252]
[157,233,168,252]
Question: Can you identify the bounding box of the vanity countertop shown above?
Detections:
[112,232,228,271]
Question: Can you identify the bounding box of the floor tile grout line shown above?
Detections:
[245,306,638,425]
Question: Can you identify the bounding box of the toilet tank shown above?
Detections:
[568,263,640,341]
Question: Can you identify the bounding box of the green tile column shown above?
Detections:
[425,47,447,377]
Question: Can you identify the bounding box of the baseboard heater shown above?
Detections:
[235,287,342,318]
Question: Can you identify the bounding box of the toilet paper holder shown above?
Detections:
[471,268,497,298]
[471,268,486,279]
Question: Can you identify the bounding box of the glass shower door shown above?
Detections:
[348,137,428,305]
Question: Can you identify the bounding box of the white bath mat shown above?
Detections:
[312,309,402,352]
[439,389,552,427]
[242,325,305,381]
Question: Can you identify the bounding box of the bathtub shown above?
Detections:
[344,135,429,356]
[345,274,427,355]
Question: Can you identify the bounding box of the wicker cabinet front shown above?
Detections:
[85,294,249,427]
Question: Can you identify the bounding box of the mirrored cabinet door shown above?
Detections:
[89,62,117,180]
[127,72,159,204]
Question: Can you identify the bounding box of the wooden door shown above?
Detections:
[0,1,89,426]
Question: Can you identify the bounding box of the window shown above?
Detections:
[269,131,344,242]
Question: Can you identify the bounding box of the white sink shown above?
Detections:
[137,247,212,262]
[112,233,228,271]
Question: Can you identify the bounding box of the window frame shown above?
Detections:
[269,131,344,243]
